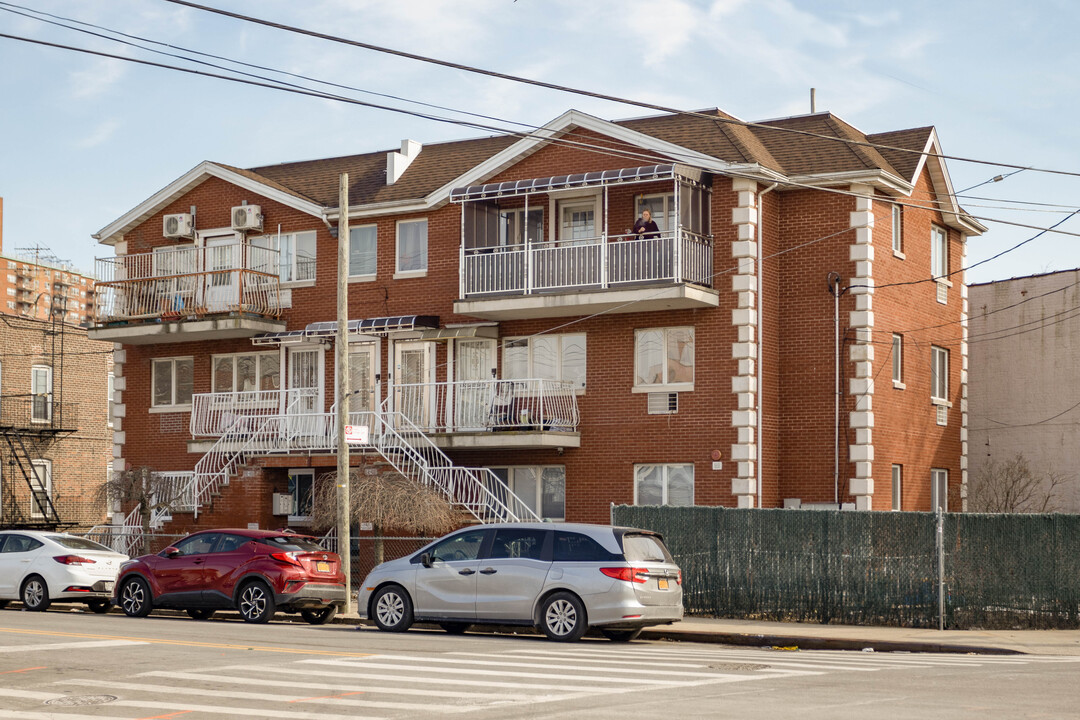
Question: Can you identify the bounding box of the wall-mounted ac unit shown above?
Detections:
[271,493,293,516]
[647,392,678,415]
[231,205,263,232]
[163,213,194,239]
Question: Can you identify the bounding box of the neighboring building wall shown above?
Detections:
[0,255,96,325]
[0,316,113,530]
[968,270,1080,512]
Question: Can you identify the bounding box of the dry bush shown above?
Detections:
[310,469,458,536]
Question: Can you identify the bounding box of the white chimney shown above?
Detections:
[386,139,422,185]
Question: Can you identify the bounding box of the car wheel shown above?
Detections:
[238,580,276,624]
[186,608,215,620]
[439,622,471,635]
[539,592,587,642]
[601,627,643,642]
[371,585,413,632]
[120,577,153,617]
[87,600,112,615]
[21,576,51,612]
[300,606,338,625]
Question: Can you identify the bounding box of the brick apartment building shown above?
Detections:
[90,107,983,537]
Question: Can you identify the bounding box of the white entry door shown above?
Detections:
[204,234,240,313]
[393,341,434,429]
[453,339,495,431]
[346,343,380,439]
[287,346,324,440]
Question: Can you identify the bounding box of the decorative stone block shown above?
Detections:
[850,477,874,495]
[849,444,874,462]
[731,477,755,495]
[849,411,874,428]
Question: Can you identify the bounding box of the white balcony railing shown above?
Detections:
[394,378,579,434]
[461,231,712,297]
[190,388,318,437]
[93,243,282,323]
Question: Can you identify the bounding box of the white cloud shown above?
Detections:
[68,58,126,100]
[75,118,121,149]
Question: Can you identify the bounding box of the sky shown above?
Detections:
[1,0,1079,285]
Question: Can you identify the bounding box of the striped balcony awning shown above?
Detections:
[253,316,440,345]
[449,163,705,203]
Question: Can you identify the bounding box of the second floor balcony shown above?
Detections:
[89,243,285,345]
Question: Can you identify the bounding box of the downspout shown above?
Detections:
[827,272,846,507]
[756,183,777,508]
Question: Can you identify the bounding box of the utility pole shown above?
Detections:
[335,173,352,614]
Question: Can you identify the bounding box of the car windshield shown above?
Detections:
[49,536,116,553]
[256,536,326,552]
[621,533,673,563]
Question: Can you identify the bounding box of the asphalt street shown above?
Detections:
[1,608,1079,719]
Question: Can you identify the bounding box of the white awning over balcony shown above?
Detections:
[251,315,441,345]
[449,163,705,202]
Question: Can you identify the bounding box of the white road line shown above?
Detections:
[450,650,711,669]
[0,711,129,720]
[0,688,57,701]
[0,639,146,653]
[106,699,381,720]
[365,653,730,678]
[304,658,708,684]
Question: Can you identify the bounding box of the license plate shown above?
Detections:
[316,561,330,573]
[657,578,669,590]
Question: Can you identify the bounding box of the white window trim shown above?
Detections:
[550,190,601,243]
[892,203,905,258]
[348,223,378,281]
[251,229,318,287]
[107,372,115,428]
[394,218,428,278]
[632,326,695,393]
[30,459,51,519]
[151,356,194,410]
[931,224,949,280]
[635,191,677,234]
[931,345,950,406]
[210,351,280,395]
[931,468,948,512]
[633,463,695,506]
[892,334,904,389]
[31,365,53,424]
[501,333,587,392]
[287,468,315,525]
[891,464,902,511]
[490,465,566,521]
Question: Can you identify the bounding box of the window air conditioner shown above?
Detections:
[271,493,293,515]
[231,205,263,232]
[647,392,678,415]
[163,213,194,239]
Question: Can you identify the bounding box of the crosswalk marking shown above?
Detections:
[0,639,146,653]
[367,652,729,677]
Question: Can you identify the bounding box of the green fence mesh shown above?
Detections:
[612,506,1080,629]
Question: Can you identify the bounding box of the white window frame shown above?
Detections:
[892,334,904,388]
[931,224,948,279]
[490,465,566,521]
[151,356,194,411]
[498,207,544,246]
[30,459,51,519]
[891,464,902,511]
[892,204,904,257]
[931,345,949,405]
[502,333,587,391]
[31,365,52,423]
[395,218,428,277]
[633,326,695,393]
[210,351,281,396]
[635,192,677,233]
[251,230,317,285]
[107,372,115,428]
[633,463,695,506]
[287,468,314,525]
[348,223,378,280]
[931,468,948,511]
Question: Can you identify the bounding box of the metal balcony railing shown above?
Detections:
[92,243,282,323]
[190,388,317,437]
[393,378,579,434]
[0,395,78,431]
[460,230,712,297]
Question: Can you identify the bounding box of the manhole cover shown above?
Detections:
[44,695,117,707]
[709,662,770,672]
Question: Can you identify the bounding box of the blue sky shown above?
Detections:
[1,0,1077,284]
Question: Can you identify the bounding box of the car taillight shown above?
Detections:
[600,567,649,583]
[676,569,682,585]
[270,552,303,567]
[53,555,95,565]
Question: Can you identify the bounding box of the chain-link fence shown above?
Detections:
[612,505,1080,629]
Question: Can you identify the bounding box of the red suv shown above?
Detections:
[114,529,346,624]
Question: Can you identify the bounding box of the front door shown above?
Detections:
[204,235,240,313]
[393,341,433,429]
[287,346,324,441]
[347,343,379,439]
[453,339,495,431]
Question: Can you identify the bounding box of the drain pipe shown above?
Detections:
[827,272,846,507]
[756,182,777,508]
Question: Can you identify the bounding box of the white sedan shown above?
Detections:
[0,531,128,613]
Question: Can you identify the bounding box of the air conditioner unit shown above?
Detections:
[231,205,263,232]
[163,213,194,239]
[271,493,293,516]
[647,392,679,415]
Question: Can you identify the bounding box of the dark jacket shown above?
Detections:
[632,218,660,240]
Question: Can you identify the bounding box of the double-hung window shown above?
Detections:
[503,333,586,390]
[30,459,51,519]
[636,193,676,233]
[892,204,904,255]
[211,352,280,395]
[251,231,317,283]
[892,334,903,387]
[107,372,115,428]
[891,465,902,511]
[396,219,428,275]
[490,466,565,520]
[931,468,948,511]
[349,225,377,278]
[288,468,314,523]
[31,365,52,423]
[634,327,694,391]
[931,225,948,279]
[634,464,694,506]
[152,357,193,409]
[931,345,949,403]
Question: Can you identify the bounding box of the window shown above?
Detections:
[151,357,193,408]
[30,459,51,519]
[931,346,949,402]
[107,372,115,428]
[490,466,565,520]
[892,334,903,386]
[348,224,377,278]
[634,327,694,391]
[634,464,694,506]
[636,193,676,233]
[931,225,948,279]
[429,529,486,563]
[503,333,586,389]
[553,531,621,562]
[174,532,220,556]
[288,469,314,521]
[5,288,13,297]
[211,352,280,394]
[396,219,428,274]
[31,365,52,422]
[931,468,948,511]
[499,208,543,246]
[558,198,597,243]
[892,465,902,511]
[490,528,546,560]
[892,204,903,254]
[251,230,316,283]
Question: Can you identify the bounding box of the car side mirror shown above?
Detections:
[420,552,432,568]
[163,547,181,558]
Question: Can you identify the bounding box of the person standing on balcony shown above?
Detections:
[632,208,660,240]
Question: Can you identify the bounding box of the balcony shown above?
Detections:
[451,163,719,320]
[0,395,78,434]
[89,243,285,345]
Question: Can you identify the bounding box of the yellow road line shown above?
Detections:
[0,627,373,658]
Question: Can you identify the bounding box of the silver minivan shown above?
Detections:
[356,523,683,642]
